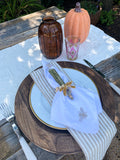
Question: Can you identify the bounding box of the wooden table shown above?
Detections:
[0,6,66,50]
[0,6,120,160]
[0,6,66,160]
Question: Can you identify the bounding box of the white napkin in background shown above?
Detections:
[42,60,102,134]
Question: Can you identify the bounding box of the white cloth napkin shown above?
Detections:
[30,61,117,160]
[42,60,102,134]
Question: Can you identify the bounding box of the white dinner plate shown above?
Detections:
[29,68,99,130]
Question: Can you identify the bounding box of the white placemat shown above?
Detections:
[0,17,120,120]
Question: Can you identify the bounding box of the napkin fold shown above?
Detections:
[42,60,102,134]
[30,61,117,160]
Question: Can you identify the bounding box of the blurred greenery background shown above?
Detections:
[0,0,119,26]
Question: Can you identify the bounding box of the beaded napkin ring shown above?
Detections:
[49,69,75,99]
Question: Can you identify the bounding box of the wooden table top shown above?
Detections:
[0,6,120,159]
[0,6,66,50]
[15,61,115,154]
[95,52,120,126]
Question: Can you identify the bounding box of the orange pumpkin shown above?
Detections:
[64,2,90,43]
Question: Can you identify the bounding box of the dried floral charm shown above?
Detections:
[49,69,75,99]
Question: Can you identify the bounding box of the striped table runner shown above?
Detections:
[30,61,117,160]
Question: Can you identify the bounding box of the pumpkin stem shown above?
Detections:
[75,2,81,12]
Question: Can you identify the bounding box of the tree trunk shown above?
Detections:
[102,0,113,11]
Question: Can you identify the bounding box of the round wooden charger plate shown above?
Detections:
[15,61,115,154]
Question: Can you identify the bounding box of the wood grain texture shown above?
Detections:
[0,120,63,160]
[15,61,115,155]
[95,52,120,84]
[7,142,63,160]
[95,52,120,125]
[0,119,21,160]
[0,6,66,50]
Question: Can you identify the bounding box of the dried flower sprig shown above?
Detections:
[55,81,75,99]
[49,69,75,99]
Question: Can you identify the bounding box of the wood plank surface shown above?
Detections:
[0,119,21,160]
[95,51,120,126]
[0,119,63,160]
[0,6,66,50]
[15,61,115,155]
[7,142,63,160]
